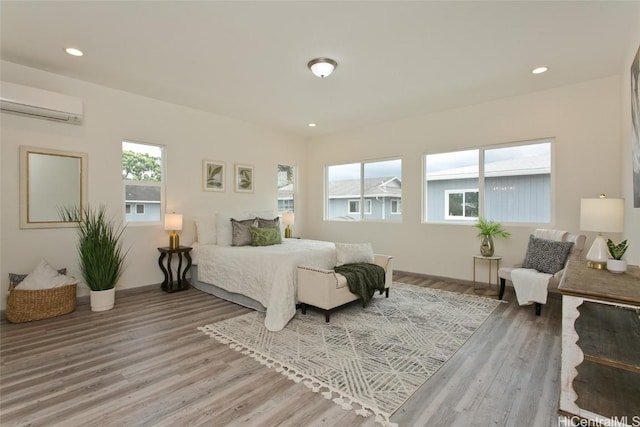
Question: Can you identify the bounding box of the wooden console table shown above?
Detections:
[558,260,640,425]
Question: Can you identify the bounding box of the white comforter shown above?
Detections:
[193,239,336,331]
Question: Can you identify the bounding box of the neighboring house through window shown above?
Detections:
[424,140,552,223]
[277,164,296,214]
[326,158,402,222]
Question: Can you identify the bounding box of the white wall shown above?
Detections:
[1,61,633,312]
[304,76,625,281]
[621,43,640,266]
[0,61,306,310]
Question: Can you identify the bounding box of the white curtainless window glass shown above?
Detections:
[122,141,164,224]
[425,140,552,224]
[326,158,402,222]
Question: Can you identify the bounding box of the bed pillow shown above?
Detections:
[257,216,280,229]
[195,217,216,244]
[216,212,253,246]
[335,242,374,266]
[231,218,258,246]
[14,260,76,290]
[250,226,282,246]
[522,235,574,274]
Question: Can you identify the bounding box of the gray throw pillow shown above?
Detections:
[257,216,280,229]
[522,235,574,274]
[231,218,257,246]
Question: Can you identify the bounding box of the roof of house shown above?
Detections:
[328,176,402,199]
[125,185,161,202]
[426,156,550,181]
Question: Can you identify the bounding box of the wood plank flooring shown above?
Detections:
[0,274,562,427]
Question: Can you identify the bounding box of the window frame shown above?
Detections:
[444,189,479,220]
[122,140,165,226]
[423,139,553,226]
[390,199,402,214]
[348,199,360,215]
[277,164,297,215]
[325,157,402,222]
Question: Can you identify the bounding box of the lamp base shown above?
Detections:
[169,232,180,250]
[284,225,292,239]
[586,260,607,270]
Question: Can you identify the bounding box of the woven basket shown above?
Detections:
[6,281,77,323]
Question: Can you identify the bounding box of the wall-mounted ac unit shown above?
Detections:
[0,81,83,125]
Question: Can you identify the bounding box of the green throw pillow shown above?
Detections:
[250,226,282,246]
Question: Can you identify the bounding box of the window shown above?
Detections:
[277,164,296,214]
[348,199,372,215]
[122,141,164,224]
[424,140,551,223]
[326,158,401,222]
[445,189,478,219]
[390,199,402,214]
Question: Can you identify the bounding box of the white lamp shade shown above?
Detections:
[580,198,624,232]
[164,213,183,231]
[282,211,295,226]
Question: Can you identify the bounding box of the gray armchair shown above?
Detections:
[498,229,586,315]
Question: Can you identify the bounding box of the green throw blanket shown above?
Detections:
[334,263,386,306]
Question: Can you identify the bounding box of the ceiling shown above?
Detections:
[1,1,639,138]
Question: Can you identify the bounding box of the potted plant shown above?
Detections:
[606,239,629,274]
[473,217,511,257]
[61,205,127,311]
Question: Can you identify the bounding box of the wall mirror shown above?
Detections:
[20,146,88,229]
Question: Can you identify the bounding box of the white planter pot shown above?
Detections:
[607,259,627,274]
[90,288,115,312]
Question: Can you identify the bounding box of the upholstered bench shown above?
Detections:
[297,254,393,322]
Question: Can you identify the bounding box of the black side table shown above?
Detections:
[157,246,192,293]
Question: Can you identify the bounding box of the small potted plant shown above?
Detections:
[473,217,511,257]
[606,239,629,274]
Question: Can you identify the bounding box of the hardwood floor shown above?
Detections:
[0,274,562,427]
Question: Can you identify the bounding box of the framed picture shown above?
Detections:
[203,160,225,192]
[235,163,254,193]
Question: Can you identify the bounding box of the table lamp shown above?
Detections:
[164,213,183,250]
[580,195,624,269]
[282,211,294,238]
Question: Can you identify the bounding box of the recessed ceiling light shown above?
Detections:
[532,66,548,74]
[65,47,84,57]
[308,123,317,127]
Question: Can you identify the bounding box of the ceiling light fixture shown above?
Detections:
[308,123,317,127]
[532,66,548,74]
[308,58,337,78]
[65,47,84,57]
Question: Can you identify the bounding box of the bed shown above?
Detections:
[191,238,337,331]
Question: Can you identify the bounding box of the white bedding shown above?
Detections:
[193,239,336,331]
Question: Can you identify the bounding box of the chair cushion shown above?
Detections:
[522,235,574,274]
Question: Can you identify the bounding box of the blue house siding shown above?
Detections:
[328,197,402,221]
[426,174,550,222]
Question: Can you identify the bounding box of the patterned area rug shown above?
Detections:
[199,283,501,426]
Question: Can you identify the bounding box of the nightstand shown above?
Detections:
[157,246,192,293]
